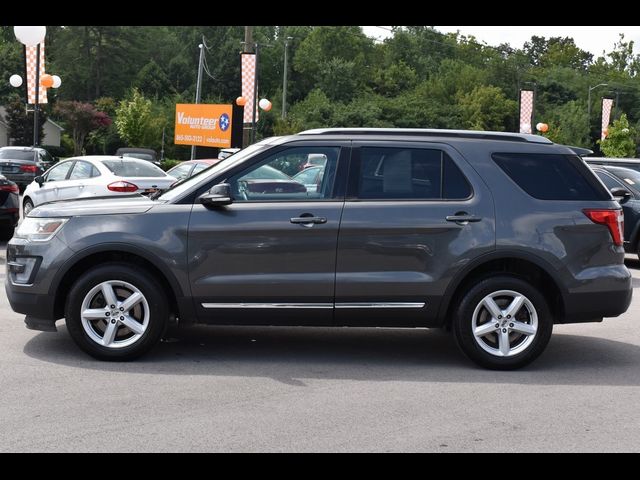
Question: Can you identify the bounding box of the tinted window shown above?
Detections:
[69,161,95,180]
[355,147,471,200]
[606,166,640,193]
[229,147,340,202]
[595,171,623,191]
[102,159,165,178]
[0,150,35,161]
[492,153,609,201]
[46,162,73,181]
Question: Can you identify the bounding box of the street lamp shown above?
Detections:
[587,83,608,131]
[12,26,61,147]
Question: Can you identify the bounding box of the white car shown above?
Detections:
[22,156,176,215]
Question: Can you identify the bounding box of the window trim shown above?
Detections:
[200,143,350,204]
[346,144,474,202]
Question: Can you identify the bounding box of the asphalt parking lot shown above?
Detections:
[1,241,639,452]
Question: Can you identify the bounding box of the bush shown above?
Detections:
[160,159,180,171]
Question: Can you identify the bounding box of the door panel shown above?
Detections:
[187,143,349,326]
[188,202,343,325]
[335,142,496,327]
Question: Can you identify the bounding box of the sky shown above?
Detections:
[362,26,640,57]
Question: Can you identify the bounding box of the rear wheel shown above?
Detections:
[65,263,168,361]
[452,275,553,370]
[23,198,34,216]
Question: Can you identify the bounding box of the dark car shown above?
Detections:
[115,148,160,167]
[0,146,50,191]
[166,159,222,183]
[0,174,20,240]
[591,164,640,259]
[5,128,632,370]
[586,157,640,174]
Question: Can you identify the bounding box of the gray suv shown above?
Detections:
[5,129,633,369]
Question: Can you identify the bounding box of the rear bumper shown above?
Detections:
[3,173,36,188]
[560,267,633,323]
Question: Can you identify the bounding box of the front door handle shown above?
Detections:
[290,215,327,226]
[446,213,482,225]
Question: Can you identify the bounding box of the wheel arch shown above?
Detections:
[51,243,186,322]
[437,251,566,328]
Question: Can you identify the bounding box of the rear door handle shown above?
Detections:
[290,216,327,225]
[446,214,482,224]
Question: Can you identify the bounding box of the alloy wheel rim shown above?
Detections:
[24,202,33,215]
[80,280,150,349]
[471,289,538,357]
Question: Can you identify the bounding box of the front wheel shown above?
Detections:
[452,276,553,370]
[65,263,168,361]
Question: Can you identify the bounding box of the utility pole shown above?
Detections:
[588,83,608,135]
[33,43,41,147]
[282,36,293,119]
[190,40,204,160]
[242,26,254,148]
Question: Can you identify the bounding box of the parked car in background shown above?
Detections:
[300,152,328,170]
[115,148,161,167]
[22,156,176,214]
[0,146,52,191]
[591,164,640,259]
[586,157,640,173]
[166,159,222,183]
[0,174,20,240]
[6,128,632,369]
[218,148,240,160]
[292,165,324,194]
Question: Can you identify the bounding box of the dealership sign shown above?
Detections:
[174,104,233,148]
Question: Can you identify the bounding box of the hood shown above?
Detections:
[29,195,156,218]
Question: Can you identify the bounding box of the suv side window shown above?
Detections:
[45,161,73,182]
[493,153,610,201]
[228,147,340,202]
[354,147,471,200]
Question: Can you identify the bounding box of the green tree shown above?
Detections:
[544,100,590,147]
[599,113,637,157]
[115,88,152,147]
[135,59,174,98]
[457,85,517,131]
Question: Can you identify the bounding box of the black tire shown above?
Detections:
[23,198,34,216]
[452,275,553,370]
[65,262,168,361]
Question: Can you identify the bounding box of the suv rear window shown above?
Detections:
[492,153,610,201]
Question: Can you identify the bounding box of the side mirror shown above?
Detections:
[35,176,45,187]
[611,187,632,203]
[199,183,233,208]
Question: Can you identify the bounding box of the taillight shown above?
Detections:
[583,209,624,246]
[107,181,138,193]
[20,165,38,173]
[0,183,19,194]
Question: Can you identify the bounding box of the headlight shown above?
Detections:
[15,217,68,242]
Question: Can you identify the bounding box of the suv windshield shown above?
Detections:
[158,143,268,202]
[102,159,165,177]
[0,149,35,161]
[608,166,640,193]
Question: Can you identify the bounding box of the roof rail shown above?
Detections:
[298,128,553,144]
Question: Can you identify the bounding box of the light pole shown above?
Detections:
[588,83,608,132]
[282,36,293,119]
[191,41,204,160]
[14,26,46,147]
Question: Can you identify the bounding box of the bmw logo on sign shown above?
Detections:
[219,113,230,132]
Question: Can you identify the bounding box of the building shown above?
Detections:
[0,106,64,147]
